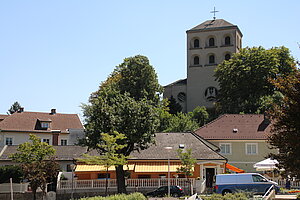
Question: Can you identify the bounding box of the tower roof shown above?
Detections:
[187,19,243,36]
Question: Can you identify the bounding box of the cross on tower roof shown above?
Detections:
[210,7,219,20]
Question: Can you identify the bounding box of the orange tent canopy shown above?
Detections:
[226,163,245,173]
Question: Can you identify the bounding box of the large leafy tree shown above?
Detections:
[7,101,22,114]
[81,55,162,193]
[215,46,295,114]
[79,131,128,196]
[10,134,60,200]
[167,95,182,114]
[268,70,300,178]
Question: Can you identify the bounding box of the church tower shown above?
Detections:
[186,19,243,111]
[163,18,243,112]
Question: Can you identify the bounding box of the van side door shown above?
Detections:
[252,174,272,194]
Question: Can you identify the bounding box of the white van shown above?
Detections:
[214,173,279,195]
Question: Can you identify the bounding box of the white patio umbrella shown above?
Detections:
[253,158,279,171]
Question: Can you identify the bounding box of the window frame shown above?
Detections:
[5,137,13,146]
[225,36,231,45]
[41,122,50,129]
[208,37,215,47]
[193,39,200,48]
[209,55,215,64]
[245,143,258,155]
[193,56,200,65]
[61,139,68,146]
[219,143,232,155]
[42,138,50,145]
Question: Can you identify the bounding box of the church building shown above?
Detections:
[163,18,243,112]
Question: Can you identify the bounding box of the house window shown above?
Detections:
[225,36,231,45]
[41,122,50,128]
[225,54,231,61]
[220,143,231,154]
[246,143,258,155]
[42,139,50,144]
[194,56,200,65]
[209,55,215,64]
[177,92,186,102]
[193,39,200,48]
[61,139,67,146]
[5,137,13,146]
[209,37,215,46]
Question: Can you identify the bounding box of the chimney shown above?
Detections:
[50,109,56,115]
[17,107,24,113]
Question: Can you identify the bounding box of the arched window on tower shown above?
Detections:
[194,56,200,65]
[194,39,199,48]
[225,36,231,45]
[209,38,215,47]
[209,55,215,64]
[225,54,231,61]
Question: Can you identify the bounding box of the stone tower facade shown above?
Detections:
[164,19,243,112]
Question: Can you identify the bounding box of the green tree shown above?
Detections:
[80,131,128,196]
[81,55,162,193]
[215,46,295,114]
[10,134,60,200]
[177,148,197,195]
[268,70,300,178]
[167,96,182,114]
[189,106,209,127]
[164,112,199,132]
[0,165,23,183]
[7,101,22,114]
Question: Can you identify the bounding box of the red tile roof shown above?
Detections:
[194,114,271,140]
[0,111,83,133]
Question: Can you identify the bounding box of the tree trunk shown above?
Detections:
[116,165,127,194]
[33,190,36,200]
[105,167,109,196]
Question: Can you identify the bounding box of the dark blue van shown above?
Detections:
[214,173,279,195]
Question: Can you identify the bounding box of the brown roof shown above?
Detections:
[0,111,83,133]
[0,145,88,161]
[194,114,271,140]
[0,132,225,162]
[187,19,243,36]
[0,114,8,121]
[129,132,226,160]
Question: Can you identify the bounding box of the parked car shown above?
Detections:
[146,185,184,197]
[214,173,280,195]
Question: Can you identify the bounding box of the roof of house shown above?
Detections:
[163,78,187,88]
[0,110,83,133]
[194,114,272,140]
[0,145,88,161]
[129,132,226,160]
[187,19,243,36]
[0,114,8,121]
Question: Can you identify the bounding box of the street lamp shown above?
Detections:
[164,146,173,197]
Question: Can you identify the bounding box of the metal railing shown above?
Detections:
[57,178,195,190]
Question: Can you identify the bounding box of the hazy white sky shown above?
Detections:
[1,0,299,116]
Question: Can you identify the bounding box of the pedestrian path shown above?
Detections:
[274,195,297,199]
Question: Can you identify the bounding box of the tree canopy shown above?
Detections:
[10,134,59,200]
[268,69,300,178]
[215,46,295,114]
[81,55,163,193]
[7,101,21,114]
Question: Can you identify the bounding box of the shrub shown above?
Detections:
[200,193,248,200]
[79,193,146,200]
[0,165,23,183]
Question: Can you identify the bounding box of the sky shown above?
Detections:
[1,0,299,117]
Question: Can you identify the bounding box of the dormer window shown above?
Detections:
[41,122,50,129]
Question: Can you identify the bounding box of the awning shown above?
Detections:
[226,163,245,173]
[134,162,192,173]
[75,164,134,172]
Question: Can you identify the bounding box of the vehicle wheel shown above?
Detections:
[222,189,232,195]
[173,193,179,197]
